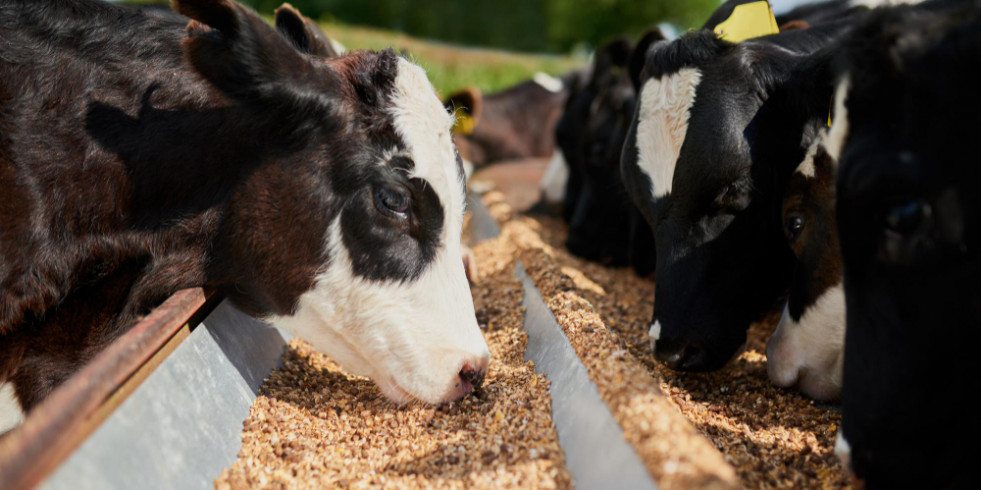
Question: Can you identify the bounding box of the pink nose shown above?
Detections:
[456,355,490,397]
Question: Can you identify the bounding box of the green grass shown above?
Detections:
[315,21,587,96]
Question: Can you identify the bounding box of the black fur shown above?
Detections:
[0,0,444,410]
[835,1,981,486]
[621,15,860,371]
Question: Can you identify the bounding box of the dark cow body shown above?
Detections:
[444,74,571,169]
[1,0,487,412]
[558,36,657,275]
[833,1,981,485]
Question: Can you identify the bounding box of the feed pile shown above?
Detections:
[481,189,853,489]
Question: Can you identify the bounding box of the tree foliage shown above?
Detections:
[237,0,719,53]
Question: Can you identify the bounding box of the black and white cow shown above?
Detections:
[620,15,860,370]
[0,0,489,423]
[766,0,960,402]
[766,133,845,400]
[831,1,981,486]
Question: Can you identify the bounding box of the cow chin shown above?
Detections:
[650,316,747,372]
[267,246,490,405]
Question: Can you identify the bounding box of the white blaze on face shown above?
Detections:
[825,76,851,162]
[268,59,489,405]
[766,283,846,401]
[540,149,569,204]
[0,382,23,434]
[635,68,702,200]
[796,130,828,178]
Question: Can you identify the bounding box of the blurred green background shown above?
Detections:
[124,0,723,95]
[237,0,718,53]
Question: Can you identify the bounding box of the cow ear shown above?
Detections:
[591,37,633,88]
[175,0,330,103]
[444,87,482,135]
[274,3,339,58]
[629,27,666,90]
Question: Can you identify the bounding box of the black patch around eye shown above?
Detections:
[375,186,410,216]
[341,177,444,282]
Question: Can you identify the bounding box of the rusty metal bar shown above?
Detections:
[0,288,214,490]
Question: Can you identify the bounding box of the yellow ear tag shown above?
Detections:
[452,109,476,135]
[714,1,780,43]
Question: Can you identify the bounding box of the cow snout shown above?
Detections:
[653,337,710,371]
[451,355,490,401]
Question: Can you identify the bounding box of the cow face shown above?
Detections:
[176,0,489,404]
[767,137,844,401]
[622,32,808,371]
[834,6,981,485]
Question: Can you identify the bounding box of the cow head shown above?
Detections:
[767,135,844,401]
[175,0,489,404]
[834,4,981,486]
[621,26,843,371]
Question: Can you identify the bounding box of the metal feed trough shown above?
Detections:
[0,195,658,490]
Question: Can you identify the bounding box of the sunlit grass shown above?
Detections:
[316,21,587,96]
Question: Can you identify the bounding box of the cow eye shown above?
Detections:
[885,199,930,235]
[374,187,410,218]
[784,215,805,241]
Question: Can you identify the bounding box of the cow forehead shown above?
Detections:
[388,59,464,222]
[635,68,702,202]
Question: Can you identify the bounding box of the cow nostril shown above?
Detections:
[653,339,686,367]
[459,364,486,393]
[655,340,712,372]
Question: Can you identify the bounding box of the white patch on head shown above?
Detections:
[766,283,846,400]
[795,130,829,178]
[533,72,564,93]
[0,382,23,434]
[825,76,851,162]
[634,68,701,200]
[540,149,569,204]
[267,59,490,405]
